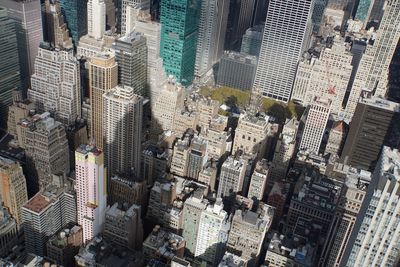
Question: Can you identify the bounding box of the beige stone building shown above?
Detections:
[88,52,118,149]
[232,113,270,159]
[0,157,28,224]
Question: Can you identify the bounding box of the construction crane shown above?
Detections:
[324,59,337,96]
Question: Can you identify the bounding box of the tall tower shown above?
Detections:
[217,156,247,198]
[60,0,87,45]
[28,44,81,125]
[160,0,201,86]
[194,0,229,78]
[0,0,43,91]
[113,32,148,97]
[104,85,143,178]
[75,144,107,244]
[87,0,106,40]
[254,0,313,102]
[0,156,28,225]
[121,0,151,35]
[88,52,118,150]
[299,97,331,154]
[345,0,400,119]
[341,147,400,267]
[0,7,21,126]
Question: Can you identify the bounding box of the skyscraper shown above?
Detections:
[345,0,400,119]
[341,96,400,171]
[87,0,106,40]
[113,32,148,96]
[88,52,118,150]
[75,144,107,244]
[0,7,21,126]
[60,0,87,45]
[28,44,81,126]
[240,24,264,57]
[291,36,353,115]
[194,0,229,78]
[254,0,314,102]
[120,0,151,35]
[299,97,331,154]
[160,0,201,85]
[0,156,28,225]
[247,159,269,201]
[104,85,143,178]
[270,118,298,181]
[341,146,400,266]
[1,0,43,91]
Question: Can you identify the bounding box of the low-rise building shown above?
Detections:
[46,225,83,266]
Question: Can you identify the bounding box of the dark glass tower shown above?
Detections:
[0,7,22,126]
[160,0,201,86]
[60,0,87,46]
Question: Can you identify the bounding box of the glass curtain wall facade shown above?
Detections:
[60,0,87,45]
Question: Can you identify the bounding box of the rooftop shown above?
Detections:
[360,96,400,112]
[218,252,246,267]
[75,235,143,267]
[143,226,185,260]
[76,143,102,156]
[23,193,51,214]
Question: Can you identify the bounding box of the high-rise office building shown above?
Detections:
[227,203,274,264]
[254,0,313,102]
[170,137,191,177]
[341,147,400,267]
[187,137,208,180]
[319,164,371,267]
[270,118,298,181]
[1,0,43,91]
[113,32,148,96]
[312,0,328,32]
[104,85,143,177]
[104,203,143,250]
[160,0,201,85]
[217,156,247,198]
[299,98,331,154]
[341,96,400,171]
[43,0,72,48]
[240,24,264,57]
[120,0,151,35]
[248,159,269,201]
[291,36,353,115]
[75,144,107,244]
[232,113,270,159]
[87,0,106,40]
[217,51,257,91]
[194,0,229,77]
[21,185,76,256]
[194,200,230,265]
[88,52,118,150]
[151,79,184,136]
[0,156,28,225]
[25,112,70,190]
[60,0,87,45]
[345,0,400,119]
[28,44,81,126]
[0,7,21,126]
